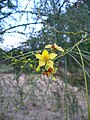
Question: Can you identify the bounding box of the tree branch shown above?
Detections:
[0,22,43,34]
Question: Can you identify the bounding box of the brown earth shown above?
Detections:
[0,73,88,120]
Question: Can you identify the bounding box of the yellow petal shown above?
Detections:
[42,49,50,59]
[35,54,42,59]
[42,49,49,56]
[57,46,64,52]
[49,53,57,59]
[38,60,45,67]
[54,43,64,52]
[47,60,54,68]
[45,44,52,48]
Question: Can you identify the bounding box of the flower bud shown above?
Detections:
[36,67,41,72]
[29,64,33,68]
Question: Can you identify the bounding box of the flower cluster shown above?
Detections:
[35,43,64,79]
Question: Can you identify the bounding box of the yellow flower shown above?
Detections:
[35,49,57,68]
[45,43,64,52]
[47,67,57,74]
[43,66,57,79]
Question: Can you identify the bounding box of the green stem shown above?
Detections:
[64,55,68,120]
[76,45,90,120]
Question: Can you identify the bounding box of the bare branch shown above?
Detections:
[0,22,43,34]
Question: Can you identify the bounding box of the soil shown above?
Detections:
[0,73,88,120]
